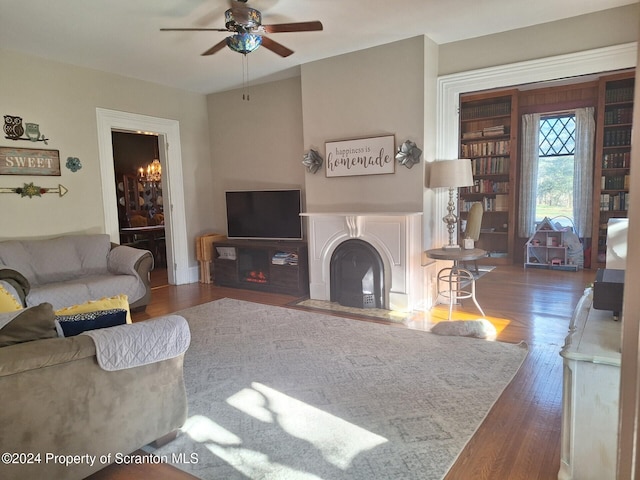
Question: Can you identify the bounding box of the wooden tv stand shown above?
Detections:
[212,239,309,297]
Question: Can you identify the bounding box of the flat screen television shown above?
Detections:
[225,189,303,240]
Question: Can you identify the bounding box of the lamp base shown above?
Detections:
[442,244,461,250]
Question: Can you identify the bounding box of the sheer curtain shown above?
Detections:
[573,107,595,237]
[518,113,540,238]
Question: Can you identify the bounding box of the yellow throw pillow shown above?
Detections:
[0,283,22,312]
[55,294,132,324]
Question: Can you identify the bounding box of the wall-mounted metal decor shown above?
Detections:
[325,135,395,178]
[66,157,82,172]
[395,140,423,169]
[0,147,60,176]
[0,182,68,198]
[302,149,323,174]
[3,115,49,144]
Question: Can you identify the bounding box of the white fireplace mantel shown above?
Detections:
[301,212,423,312]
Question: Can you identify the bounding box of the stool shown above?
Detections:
[436,266,485,321]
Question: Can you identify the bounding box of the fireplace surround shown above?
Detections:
[301,212,423,312]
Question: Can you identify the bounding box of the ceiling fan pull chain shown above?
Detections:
[242,54,250,101]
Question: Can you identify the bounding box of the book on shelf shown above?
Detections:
[462,130,483,139]
[482,125,506,137]
[603,128,632,147]
[460,102,511,120]
[603,152,631,168]
[471,157,509,175]
[600,192,628,211]
[271,252,298,265]
[601,175,629,190]
[605,86,634,104]
[460,140,510,157]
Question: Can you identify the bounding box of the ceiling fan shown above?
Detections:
[160,0,323,58]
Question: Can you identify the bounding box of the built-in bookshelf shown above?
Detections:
[458,89,518,264]
[592,71,634,268]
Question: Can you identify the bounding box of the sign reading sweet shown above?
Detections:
[325,135,395,177]
[0,147,60,176]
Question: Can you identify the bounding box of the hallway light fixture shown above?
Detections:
[139,137,162,185]
[428,159,474,249]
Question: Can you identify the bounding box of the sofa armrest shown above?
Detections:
[108,244,154,276]
[81,315,190,371]
[0,335,96,377]
[108,244,154,311]
[0,267,30,306]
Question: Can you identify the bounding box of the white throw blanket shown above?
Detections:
[82,315,190,371]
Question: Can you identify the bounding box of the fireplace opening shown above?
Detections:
[238,248,269,284]
[330,239,384,309]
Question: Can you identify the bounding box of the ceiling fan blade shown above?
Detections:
[161,27,229,32]
[262,21,323,33]
[202,39,229,56]
[260,36,294,57]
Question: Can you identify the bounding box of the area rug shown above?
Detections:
[152,298,527,480]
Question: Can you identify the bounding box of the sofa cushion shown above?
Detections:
[27,274,143,311]
[55,294,132,324]
[27,282,91,311]
[0,282,22,312]
[0,303,57,347]
[55,309,128,337]
[0,234,111,286]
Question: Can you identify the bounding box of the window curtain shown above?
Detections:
[518,113,540,238]
[573,107,595,238]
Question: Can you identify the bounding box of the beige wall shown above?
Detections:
[301,37,426,213]
[0,48,212,267]
[206,77,305,234]
[439,4,639,76]
[2,5,636,269]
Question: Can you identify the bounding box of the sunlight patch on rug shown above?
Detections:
[227,382,387,469]
[152,298,528,480]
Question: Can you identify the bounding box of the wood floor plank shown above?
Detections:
[86,264,595,480]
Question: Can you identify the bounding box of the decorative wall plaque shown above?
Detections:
[325,135,395,177]
[0,147,61,176]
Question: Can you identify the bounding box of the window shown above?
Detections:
[536,115,576,228]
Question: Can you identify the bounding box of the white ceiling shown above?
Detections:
[0,0,635,95]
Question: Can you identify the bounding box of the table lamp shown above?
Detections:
[428,159,474,249]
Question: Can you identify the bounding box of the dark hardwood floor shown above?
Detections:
[87,264,596,480]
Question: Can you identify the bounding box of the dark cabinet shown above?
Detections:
[212,240,309,296]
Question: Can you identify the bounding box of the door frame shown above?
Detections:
[96,108,190,285]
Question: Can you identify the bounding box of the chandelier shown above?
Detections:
[138,159,161,184]
[139,137,162,185]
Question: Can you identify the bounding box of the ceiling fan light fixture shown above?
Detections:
[227,33,262,54]
[225,7,261,30]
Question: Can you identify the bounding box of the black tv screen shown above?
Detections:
[225,189,303,240]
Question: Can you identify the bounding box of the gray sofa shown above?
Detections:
[0,311,190,480]
[0,234,153,311]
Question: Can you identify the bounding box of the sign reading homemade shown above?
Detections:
[325,135,395,177]
[0,147,61,176]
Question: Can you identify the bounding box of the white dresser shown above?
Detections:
[559,290,621,480]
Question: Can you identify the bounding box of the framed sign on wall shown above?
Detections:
[0,147,61,176]
[325,135,395,177]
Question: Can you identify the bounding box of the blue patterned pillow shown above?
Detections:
[55,308,127,337]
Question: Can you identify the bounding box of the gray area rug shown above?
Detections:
[153,298,527,479]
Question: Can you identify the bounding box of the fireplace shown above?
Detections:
[301,212,424,312]
[330,239,384,309]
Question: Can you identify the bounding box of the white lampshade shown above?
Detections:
[428,159,474,189]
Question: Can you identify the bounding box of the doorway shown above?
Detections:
[112,131,168,279]
[96,108,190,285]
